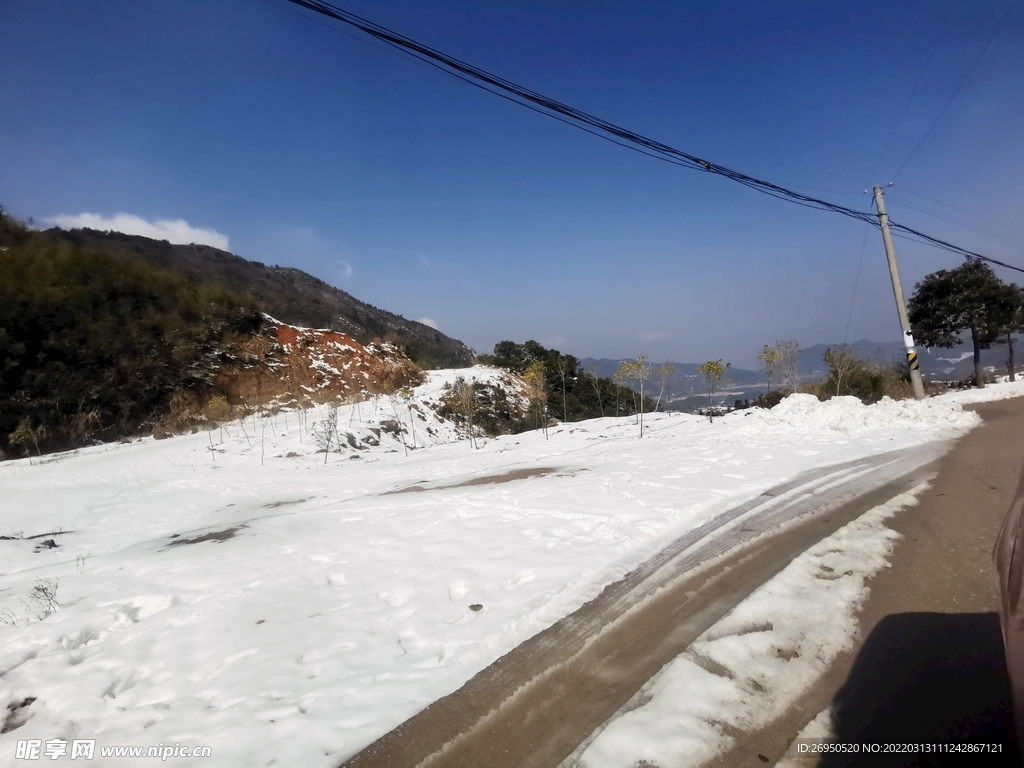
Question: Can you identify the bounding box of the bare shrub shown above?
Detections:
[67,409,102,444]
[153,390,204,436]
[440,377,480,449]
[237,334,271,363]
[810,350,940,404]
[27,577,60,620]
[752,391,786,409]
[310,405,339,464]
[366,355,426,395]
[8,418,48,461]
[204,395,231,424]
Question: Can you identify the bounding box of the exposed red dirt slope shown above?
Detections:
[216,316,424,408]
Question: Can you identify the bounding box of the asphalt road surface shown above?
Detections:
[711,396,1024,767]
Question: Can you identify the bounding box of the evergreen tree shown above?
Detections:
[486,340,653,428]
[995,284,1024,381]
[908,260,1017,388]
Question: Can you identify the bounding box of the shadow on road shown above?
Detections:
[821,612,1019,766]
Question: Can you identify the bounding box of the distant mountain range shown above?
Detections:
[798,339,1015,380]
[582,337,1018,411]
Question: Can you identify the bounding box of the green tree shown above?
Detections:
[995,284,1024,382]
[487,340,650,426]
[908,260,1017,388]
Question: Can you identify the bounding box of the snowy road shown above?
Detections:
[343,444,946,767]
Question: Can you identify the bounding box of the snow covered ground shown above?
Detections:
[1,372,1022,767]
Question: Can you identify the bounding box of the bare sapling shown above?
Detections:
[775,340,802,393]
[655,362,674,412]
[555,359,572,423]
[400,387,417,449]
[237,404,253,447]
[631,355,654,436]
[696,359,731,423]
[311,405,339,465]
[823,345,858,397]
[388,392,408,456]
[757,344,779,394]
[522,362,548,438]
[588,363,605,417]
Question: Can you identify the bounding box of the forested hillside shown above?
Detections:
[480,340,655,423]
[0,213,469,456]
[55,226,475,369]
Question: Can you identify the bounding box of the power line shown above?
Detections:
[280,0,1024,274]
[890,4,1014,181]
[889,221,1022,273]
[886,194,1024,246]
[897,186,1024,236]
[258,0,451,75]
[866,9,948,185]
[843,224,871,345]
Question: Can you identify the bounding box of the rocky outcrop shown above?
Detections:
[214,316,425,409]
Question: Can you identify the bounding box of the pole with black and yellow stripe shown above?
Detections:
[873,184,926,401]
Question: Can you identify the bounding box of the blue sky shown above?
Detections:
[2,0,1022,367]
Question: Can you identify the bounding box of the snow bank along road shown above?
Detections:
[1,370,1020,767]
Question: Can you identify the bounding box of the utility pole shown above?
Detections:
[873,184,926,400]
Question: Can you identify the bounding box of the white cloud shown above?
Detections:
[417,317,439,330]
[50,212,229,250]
[337,260,353,279]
